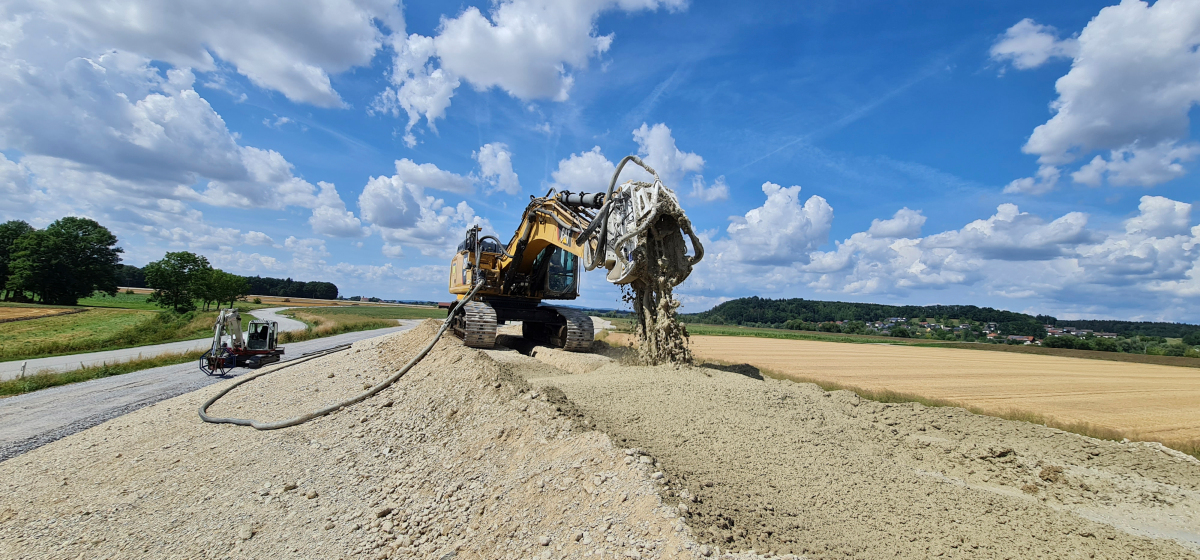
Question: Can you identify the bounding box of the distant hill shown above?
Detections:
[681,296,1200,338]
[1050,319,1200,339]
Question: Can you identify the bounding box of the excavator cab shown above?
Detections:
[245,320,277,351]
[533,246,579,298]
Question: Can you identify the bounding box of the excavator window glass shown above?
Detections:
[546,248,577,295]
[247,322,271,350]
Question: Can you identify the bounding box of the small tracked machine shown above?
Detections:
[199,309,285,375]
[445,156,704,351]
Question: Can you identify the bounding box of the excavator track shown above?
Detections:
[456,301,497,348]
[549,307,595,352]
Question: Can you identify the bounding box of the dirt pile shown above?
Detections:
[3,323,1199,559]
[0,321,723,559]
[533,361,1200,558]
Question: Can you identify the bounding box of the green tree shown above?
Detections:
[145,252,212,312]
[210,270,249,309]
[0,220,35,300]
[5,217,123,305]
[1183,331,1200,347]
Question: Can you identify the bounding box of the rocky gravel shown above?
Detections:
[1,320,1197,559]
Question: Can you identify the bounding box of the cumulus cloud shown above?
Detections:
[243,231,275,246]
[922,203,1093,261]
[717,182,833,266]
[551,146,617,193]
[30,0,400,107]
[998,0,1200,191]
[358,159,491,258]
[375,0,686,138]
[474,143,521,195]
[393,158,474,194]
[631,122,704,187]
[990,18,1078,70]
[689,175,729,202]
[308,181,365,237]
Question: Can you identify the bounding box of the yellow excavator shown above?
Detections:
[445,156,704,351]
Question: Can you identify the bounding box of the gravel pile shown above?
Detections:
[2,321,1198,559]
[535,361,1200,559]
[0,321,731,559]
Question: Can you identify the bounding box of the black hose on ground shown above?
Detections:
[198,280,486,430]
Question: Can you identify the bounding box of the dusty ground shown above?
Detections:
[689,335,1200,444]
[1,323,1198,559]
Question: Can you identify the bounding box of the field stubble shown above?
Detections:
[687,335,1200,457]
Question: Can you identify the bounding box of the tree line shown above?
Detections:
[0,218,339,312]
[684,296,1047,336]
[120,264,339,302]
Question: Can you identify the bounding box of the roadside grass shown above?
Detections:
[0,349,204,397]
[0,309,215,362]
[699,357,1200,460]
[278,310,401,343]
[296,306,445,320]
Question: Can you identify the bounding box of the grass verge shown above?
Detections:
[278,310,402,343]
[702,357,1200,460]
[294,306,445,320]
[0,350,204,397]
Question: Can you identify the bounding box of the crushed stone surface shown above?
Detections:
[534,361,1200,558]
[1,322,1198,559]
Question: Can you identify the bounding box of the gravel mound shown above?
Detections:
[535,362,1200,558]
[3,323,1198,559]
[0,321,723,559]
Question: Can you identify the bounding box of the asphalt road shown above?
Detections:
[0,307,309,381]
[0,322,420,463]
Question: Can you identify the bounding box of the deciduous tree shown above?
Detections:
[145,252,212,313]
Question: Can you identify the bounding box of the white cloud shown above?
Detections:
[689,175,729,202]
[357,160,491,258]
[308,181,365,237]
[359,174,426,230]
[716,182,833,266]
[551,146,616,193]
[393,158,473,194]
[1003,165,1060,195]
[1069,142,1200,187]
[922,203,1092,261]
[30,0,401,107]
[989,18,1077,70]
[243,231,275,246]
[999,1,1200,191]
[631,122,704,187]
[474,143,521,195]
[867,207,925,238]
[377,0,686,137]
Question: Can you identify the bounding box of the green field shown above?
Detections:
[0,308,216,362]
[684,323,925,345]
[294,306,445,320]
[78,291,271,312]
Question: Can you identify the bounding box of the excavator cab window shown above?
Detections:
[533,246,577,297]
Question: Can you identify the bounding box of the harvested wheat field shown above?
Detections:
[0,307,78,323]
[690,335,1200,445]
[1,321,1198,559]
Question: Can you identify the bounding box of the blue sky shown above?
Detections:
[4,0,1200,321]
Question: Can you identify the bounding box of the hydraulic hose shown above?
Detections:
[198,280,487,430]
[582,155,658,271]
